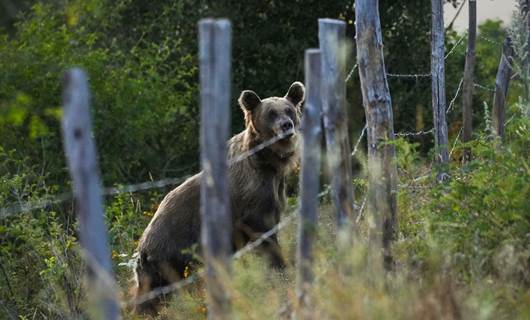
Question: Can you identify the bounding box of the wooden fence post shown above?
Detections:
[462,0,477,162]
[61,68,120,319]
[520,0,530,103]
[431,0,450,174]
[355,0,398,270]
[318,19,355,230]
[296,49,322,318]
[492,37,514,140]
[199,18,232,320]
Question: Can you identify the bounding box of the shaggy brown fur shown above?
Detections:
[133,82,305,314]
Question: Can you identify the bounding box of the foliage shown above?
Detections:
[0,2,199,186]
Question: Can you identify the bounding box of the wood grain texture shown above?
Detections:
[492,37,514,140]
[318,18,355,229]
[431,0,450,168]
[355,0,398,270]
[296,49,322,319]
[199,18,232,320]
[462,0,476,161]
[61,68,119,319]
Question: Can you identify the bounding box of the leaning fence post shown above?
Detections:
[492,36,514,141]
[431,0,450,177]
[296,49,322,318]
[199,18,232,320]
[61,69,120,319]
[355,0,399,271]
[318,19,355,231]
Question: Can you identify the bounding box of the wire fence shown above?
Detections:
[0,129,296,220]
[1,23,508,314]
[125,23,510,312]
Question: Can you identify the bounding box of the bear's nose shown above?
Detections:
[281,121,293,134]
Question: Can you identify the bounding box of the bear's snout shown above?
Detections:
[280,120,294,136]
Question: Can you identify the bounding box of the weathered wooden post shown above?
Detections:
[520,0,530,103]
[296,49,322,318]
[462,0,477,161]
[61,69,120,319]
[199,18,232,319]
[431,0,450,173]
[492,37,514,140]
[318,19,355,230]
[355,0,398,270]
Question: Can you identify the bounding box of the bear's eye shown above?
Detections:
[286,108,294,119]
[268,110,277,120]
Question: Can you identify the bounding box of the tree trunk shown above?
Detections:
[355,0,398,271]
[431,0,450,174]
[462,0,476,162]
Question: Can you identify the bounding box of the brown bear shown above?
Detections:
[133,81,305,313]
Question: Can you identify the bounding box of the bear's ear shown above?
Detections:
[238,90,262,112]
[285,81,305,107]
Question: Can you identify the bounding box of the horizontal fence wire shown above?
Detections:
[395,128,434,137]
[0,192,73,220]
[386,28,467,80]
[0,175,191,220]
[474,82,495,92]
[478,34,503,46]
[386,72,431,79]
[0,130,298,220]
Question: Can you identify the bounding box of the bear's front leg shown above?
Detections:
[259,234,286,269]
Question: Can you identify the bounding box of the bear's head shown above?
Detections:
[238,82,305,159]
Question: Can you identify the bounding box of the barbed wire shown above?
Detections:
[474,82,495,92]
[450,127,463,158]
[126,271,200,309]
[447,77,464,114]
[445,31,468,60]
[386,72,431,79]
[233,211,297,260]
[478,34,502,46]
[0,192,73,220]
[395,128,434,137]
[355,193,368,224]
[345,63,358,82]
[351,125,367,157]
[230,129,295,164]
[385,29,467,81]
[0,175,193,220]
